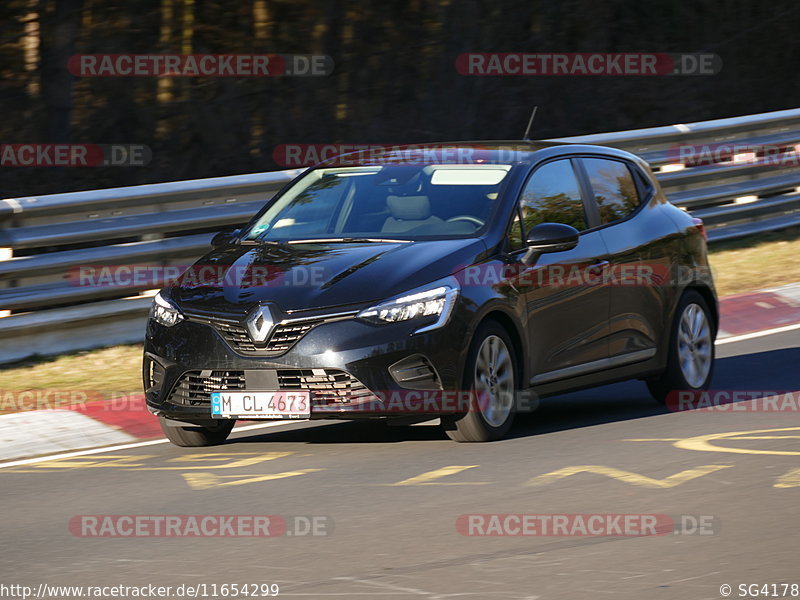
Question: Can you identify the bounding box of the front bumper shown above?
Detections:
[143,307,471,422]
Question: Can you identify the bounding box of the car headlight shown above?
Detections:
[150,291,184,327]
[357,279,459,333]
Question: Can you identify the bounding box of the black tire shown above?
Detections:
[442,320,518,442]
[159,416,235,447]
[647,289,715,404]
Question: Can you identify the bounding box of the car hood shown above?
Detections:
[168,239,487,313]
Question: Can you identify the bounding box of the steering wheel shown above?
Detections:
[446,215,485,228]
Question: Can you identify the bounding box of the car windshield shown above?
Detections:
[243,163,513,242]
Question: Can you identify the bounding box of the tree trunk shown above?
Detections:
[38,0,83,141]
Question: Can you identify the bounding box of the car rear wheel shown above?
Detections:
[647,290,715,404]
[159,416,235,447]
[443,321,517,442]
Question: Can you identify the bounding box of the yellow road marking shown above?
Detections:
[6,452,295,472]
[525,464,732,488]
[391,465,485,486]
[132,451,293,470]
[8,454,159,471]
[774,468,800,488]
[673,427,800,456]
[183,469,323,490]
[627,427,800,456]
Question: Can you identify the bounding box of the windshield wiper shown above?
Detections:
[286,237,412,244]
[239,238,290,248]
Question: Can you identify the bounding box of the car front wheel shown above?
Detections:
[443,320,517,442]
[159,416,235,447]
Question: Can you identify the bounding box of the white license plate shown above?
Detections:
[211,391,311,419]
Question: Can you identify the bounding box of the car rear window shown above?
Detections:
[582,158,640,224]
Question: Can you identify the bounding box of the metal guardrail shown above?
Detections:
[2,109,800,364]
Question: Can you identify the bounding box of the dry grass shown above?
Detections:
[0,344,143,403]
[708,226,800,296]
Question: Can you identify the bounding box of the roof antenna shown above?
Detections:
[522,106,538,141]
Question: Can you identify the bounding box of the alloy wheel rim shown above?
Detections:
[677,303,712,388]
[474,335,515,427]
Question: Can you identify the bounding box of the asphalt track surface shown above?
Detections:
[1,330,798,600]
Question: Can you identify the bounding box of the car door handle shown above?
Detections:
[586,260,610,276]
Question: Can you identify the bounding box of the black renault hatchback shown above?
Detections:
[144,142,717,445]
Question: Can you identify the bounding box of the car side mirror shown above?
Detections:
[210,228,241,248]
[522,223,580,264]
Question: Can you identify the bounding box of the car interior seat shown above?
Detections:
[381,195,444,233]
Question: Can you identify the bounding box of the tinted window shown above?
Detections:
[507,211,524,251]
[583,158,640,224]
[519,159,588,233]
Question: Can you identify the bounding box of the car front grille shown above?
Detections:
[182,307,336,356]
[169,370,248,406]
[167,369,374,407]
[263,321,324,354]
[276,369,375,405]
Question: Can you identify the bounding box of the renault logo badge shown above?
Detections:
[245,305,274,343]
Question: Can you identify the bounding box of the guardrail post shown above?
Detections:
[0,247,11,317]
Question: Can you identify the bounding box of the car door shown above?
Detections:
[509,158,612,384]
[576,156,672,363]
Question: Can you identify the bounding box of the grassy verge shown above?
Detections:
[2,226,799,408]
[0,345,143,413]
[707,226,800,297]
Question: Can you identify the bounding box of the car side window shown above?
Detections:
[519,159,588,233]
[582,158,640,224]
[506,210,525,251]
